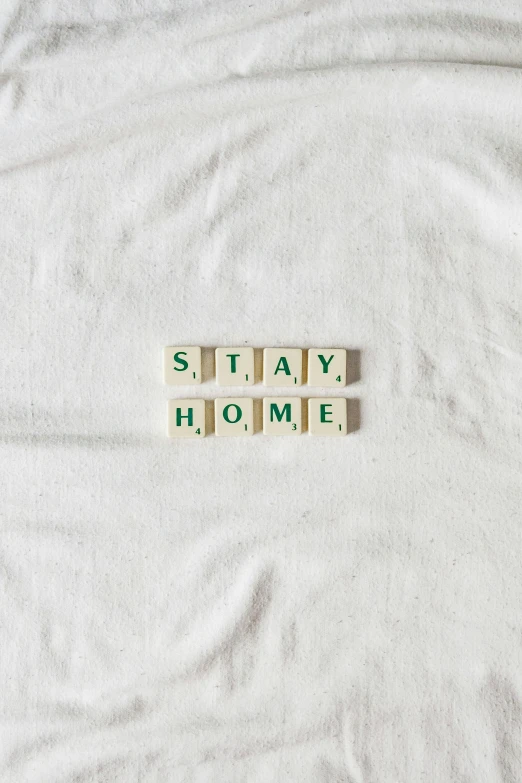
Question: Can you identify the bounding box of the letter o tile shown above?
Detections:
[215,398,254,437]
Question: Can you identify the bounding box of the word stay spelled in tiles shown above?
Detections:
[163,346,347,387]
[164,346,354,438]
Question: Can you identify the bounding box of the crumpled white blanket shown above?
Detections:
[1,1,522,781]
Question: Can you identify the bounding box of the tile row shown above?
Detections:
[163,347,348,387]
[167,397,350,438]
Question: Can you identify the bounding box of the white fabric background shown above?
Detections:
[1,2,522,781]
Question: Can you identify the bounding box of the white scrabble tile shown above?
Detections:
[167,399,205,438]
[307,348,346,387]
[215,398,254,437]
[215,347,255,386]
[263,397,302,436]
[163,346,201,385]
[263,348,302,387]
[308,398,347,436]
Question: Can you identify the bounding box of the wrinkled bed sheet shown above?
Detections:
[1,1,522,781]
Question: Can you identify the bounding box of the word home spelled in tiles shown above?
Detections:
[166,397,348,438]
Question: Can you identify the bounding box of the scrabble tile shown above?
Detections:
[163,346,202,385]
[263,348,302,387]
[307,348,346,387]
[263,397,302,436]
[308,398,347,436]
[215,398,254,437]
[167,399,205,438]
[216,347,255,386]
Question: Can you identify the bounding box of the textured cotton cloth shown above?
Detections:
[1,2,522,781]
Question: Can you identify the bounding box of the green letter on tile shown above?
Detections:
[176,407,193,427]
[274,356,291,376]
[318,355,334,373]
[173,351,188,371]
[226,354,240,373]
[320,404,332,423]
[270,403,291,423]
[223,404,242,424]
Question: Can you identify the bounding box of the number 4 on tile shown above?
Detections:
[307,349,346,387]
[167,399,206,438]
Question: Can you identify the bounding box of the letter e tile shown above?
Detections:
[308,398,347,436]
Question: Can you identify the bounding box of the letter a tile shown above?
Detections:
[263,348,302,387]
